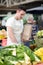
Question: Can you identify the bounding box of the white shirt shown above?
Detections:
[6,16,23,46]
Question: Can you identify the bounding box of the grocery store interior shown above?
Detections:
[0,0,43,65]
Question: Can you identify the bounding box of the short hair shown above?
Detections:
[17,6,26,12]
[27,14,34,21]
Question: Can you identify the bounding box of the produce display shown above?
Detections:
[34,36,43,47]
[0,29,7,40]
[37,30,43,38]
[0,44,41,65]
[34,47,43,62]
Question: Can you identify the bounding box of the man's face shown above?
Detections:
[17,10,26,19]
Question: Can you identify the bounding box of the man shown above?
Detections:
[6,7,26,46]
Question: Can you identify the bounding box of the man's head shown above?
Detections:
[16,7,26,19]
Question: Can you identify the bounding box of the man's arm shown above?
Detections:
[7,26,17,43]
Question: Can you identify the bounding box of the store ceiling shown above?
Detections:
[0,0,42,7]
[0,0,43,14]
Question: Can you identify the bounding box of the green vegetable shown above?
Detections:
[0,44,40,65]
[24,46,35,62]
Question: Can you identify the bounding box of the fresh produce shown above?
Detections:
[36,63,43,65]
[33,62,43,65]
[37,30,43,38]
[34,47,43,62]
[0,29,7,40]
[0,44,41,65]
